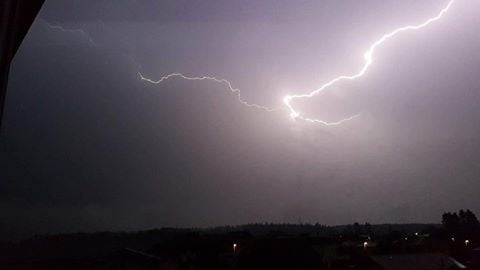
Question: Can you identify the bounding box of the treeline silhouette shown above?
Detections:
[0,209,478,270]
[442,209,480,239]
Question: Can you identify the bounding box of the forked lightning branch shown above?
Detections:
[46,0,458,126]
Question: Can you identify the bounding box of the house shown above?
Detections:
[371,253,466,270]
[471,247,480,269]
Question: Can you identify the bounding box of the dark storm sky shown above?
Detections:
[1,0,480,239]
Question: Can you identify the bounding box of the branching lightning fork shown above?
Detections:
[138,72,281,112]
[41,19,280,112]
[44,1,458,126]
[283,0,457,125]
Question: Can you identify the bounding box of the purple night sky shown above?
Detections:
[1,0,480,239]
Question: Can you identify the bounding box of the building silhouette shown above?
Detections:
[0,0,44,130]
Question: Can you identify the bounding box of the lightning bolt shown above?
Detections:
[42,1,458,126]
[42,19,97,46]
[283,0,457,125]
[138,72,281,112]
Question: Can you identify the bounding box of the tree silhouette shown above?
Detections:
[442,212,459,233]
[442,209,479,239]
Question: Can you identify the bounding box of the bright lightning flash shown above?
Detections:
[283,0,457,125]
[138,72,280,112]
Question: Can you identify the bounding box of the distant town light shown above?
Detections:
[465,240,470,246]
[363,241,368,248]
[415,232,419,236]
[404,237,408,241]
[451,237,455,242]
[233,243,237,253]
